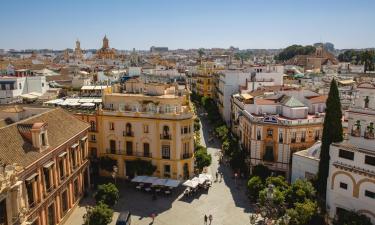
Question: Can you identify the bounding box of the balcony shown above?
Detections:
[126,150,134,156]
[123,131,134,137]
[106,148,120,155]
[160,134,172,140]
[135,151,152,158]
[162,155,170,160]
[181,152,193,159]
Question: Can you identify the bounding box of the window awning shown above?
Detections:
[81,136,88,141]
[71,143,79,149]
[26,173,38,182]
[43,161,55,168]
[58,151,67,157]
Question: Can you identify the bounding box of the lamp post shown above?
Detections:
[112,165,118,185]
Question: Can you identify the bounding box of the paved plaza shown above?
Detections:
[64,111,252,225]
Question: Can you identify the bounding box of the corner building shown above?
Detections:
[0,108,90,225]
[327,82,375,223]
[95,78,195,180]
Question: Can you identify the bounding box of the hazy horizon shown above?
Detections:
[1,0,374,50]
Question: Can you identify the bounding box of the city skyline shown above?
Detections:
[1,0,375,50]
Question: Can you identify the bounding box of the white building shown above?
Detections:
[326,82,375,223]
[0,76,48,104]
[217,69,253,124]
[291,141,321,183]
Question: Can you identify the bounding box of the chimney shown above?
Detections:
[31,122,49,152]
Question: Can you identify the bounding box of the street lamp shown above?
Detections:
[112,165,118,185]
[267,184,274,200]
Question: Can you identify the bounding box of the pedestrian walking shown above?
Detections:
[220,172,223,182]
[151,213,156,223]
[208,214,213,224]
[215,172,218,181]
[204,214,208,224]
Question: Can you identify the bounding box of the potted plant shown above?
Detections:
[365,122,374,139]
[352,120,361,137]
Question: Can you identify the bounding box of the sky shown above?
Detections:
[0,0,374,50]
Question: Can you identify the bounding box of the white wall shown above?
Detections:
[291,153,319,182]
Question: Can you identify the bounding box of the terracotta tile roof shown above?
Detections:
[0,108,89,168]
[255,99,279,105]
[307,95,327,104]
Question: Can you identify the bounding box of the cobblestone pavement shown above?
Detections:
[64,108,252,225]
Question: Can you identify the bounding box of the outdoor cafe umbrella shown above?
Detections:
[131,176,147,183]
[165,179,181,188]
[182,179,199,188]
[192,177,205,185]
[152,178,168,186]
[81,102,96,107]
[143,176,158,184]
[199,174,213,182]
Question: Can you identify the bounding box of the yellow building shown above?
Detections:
[192,62,222,97]
[76,78,195,180]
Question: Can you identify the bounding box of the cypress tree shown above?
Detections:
[317,79,343,197]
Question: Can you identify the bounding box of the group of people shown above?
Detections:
[204,214,213,225]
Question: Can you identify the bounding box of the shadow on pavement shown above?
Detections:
[198,110,253,214]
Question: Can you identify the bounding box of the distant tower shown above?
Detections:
[74,39,83,60]
[63,49,70,62]
[130,48,139,66]
[75,39,81,50]
[316,45,323,57]
[102,35,109,49]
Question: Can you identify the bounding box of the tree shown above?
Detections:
[198,48,205,60]
[285,179,316,207]
[126,159,156,176]
[234,51,252,66]
[247,176,264,201]
[317,79,343,198]
[275,45,316,61]
[95,183,119,207]
[333,210,372,225]
[194,118,201,131]
[265,176,288,192]
[259,187,285,206]
[195,145,212,171]
[361,50,375,73]
[83,202,113,225]
[215,125,229,141]
[287,200,318,225]
[98,157,117,172]
[252,164,271,181]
